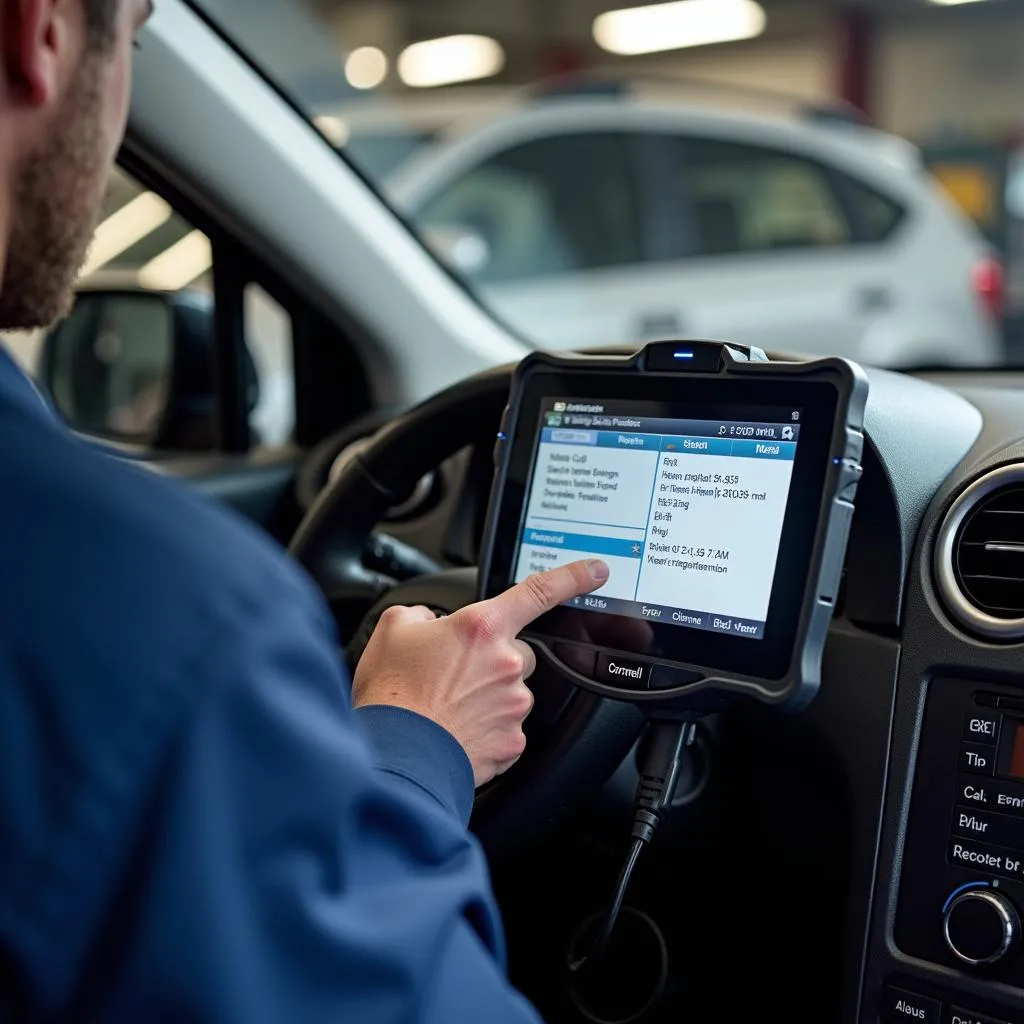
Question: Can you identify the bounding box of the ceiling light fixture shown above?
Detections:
[594,0,767,56]
[928,0,992,6]
[137,230,213,291]
[81,192,172,278]
[345,46,388,90]
[398,34,505,89]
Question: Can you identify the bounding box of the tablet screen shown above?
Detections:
[513,399,802,641]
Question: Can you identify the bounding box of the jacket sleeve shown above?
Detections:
[82,588,543,1024]
[354,704,477,826]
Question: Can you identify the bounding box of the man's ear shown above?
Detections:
[2,0,69,107]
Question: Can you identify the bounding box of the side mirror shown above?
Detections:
[40,289,258,451]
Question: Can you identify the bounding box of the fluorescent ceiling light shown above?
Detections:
[398,35,505,89]
[137,230,213,291]
[928,0,991,5]
[314,114,350,147]
[81,192,172,277]
[594,0,767,56]
[345,46,388,90]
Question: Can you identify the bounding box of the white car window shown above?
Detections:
[677,138,853,256]
[841,176,905,243]
[416,133,643,285]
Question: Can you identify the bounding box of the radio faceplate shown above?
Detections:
[897,678,1024,992]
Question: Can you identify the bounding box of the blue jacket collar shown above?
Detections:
[0,343,59,423]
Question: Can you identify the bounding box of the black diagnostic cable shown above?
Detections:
[569,719,696,973]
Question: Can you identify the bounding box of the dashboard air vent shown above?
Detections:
[936,464,1024,641]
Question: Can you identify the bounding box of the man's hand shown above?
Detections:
[352,559,610,787]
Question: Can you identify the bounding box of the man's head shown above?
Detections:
[0,0,152,330]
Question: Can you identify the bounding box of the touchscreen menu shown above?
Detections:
[513,399,802,640]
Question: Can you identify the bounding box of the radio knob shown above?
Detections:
[943,889,1020,966]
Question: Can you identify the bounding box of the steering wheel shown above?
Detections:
[289,365,644,858]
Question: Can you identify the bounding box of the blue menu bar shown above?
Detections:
[659,436,734,457]
[523,529,644,559]
[540,428,796,461]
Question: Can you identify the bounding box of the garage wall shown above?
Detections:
[644,37,831,107]
[323,0,832,114]
[877,10,1024,142]
[316,0,1024,147]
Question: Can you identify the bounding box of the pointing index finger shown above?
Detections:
[485,559,610,635]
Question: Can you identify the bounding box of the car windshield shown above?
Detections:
[187,0,1024,369]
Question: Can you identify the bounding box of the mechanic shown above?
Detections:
[0,1,610,1020]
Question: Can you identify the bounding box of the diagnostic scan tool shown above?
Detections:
[480,341,868,715]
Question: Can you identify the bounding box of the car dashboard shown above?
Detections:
[364,365,1024,1023]
[856,370,1024,1024]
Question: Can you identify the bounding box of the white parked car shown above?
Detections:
[387,98,1003,367]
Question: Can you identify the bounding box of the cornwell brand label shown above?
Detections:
[606,662,643,680]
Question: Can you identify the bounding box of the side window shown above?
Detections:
[674,138,853,257]
[837,174,906,242]
[33,167,296,453]
[414,133,643,285]
[245,283,295,448]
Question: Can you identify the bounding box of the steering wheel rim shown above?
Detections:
[291,366,512,596]
[289,365,645,858]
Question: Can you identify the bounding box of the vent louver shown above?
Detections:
[936,465,1024,641]
[956,486,1024,617]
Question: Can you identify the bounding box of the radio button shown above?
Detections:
[952,807,1024,848]
[943,889,1020,966]
[948,838,1024,881]
[960,742,997,776]
[963,712,1001,743]
[595,655,650,691]
[947,1008,1012,1024]
[882,986,941,1024]
[957,775,1024,817]
[990,778,1024,817]
[958,778,993,807]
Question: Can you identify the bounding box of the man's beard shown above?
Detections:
[0,55,110,331]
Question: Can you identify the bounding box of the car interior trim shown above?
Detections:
[132,0,526,410]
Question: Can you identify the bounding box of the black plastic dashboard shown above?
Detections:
[853,373,1024,1024]
[376,364,1024,1022]
[813,369,1024,1023]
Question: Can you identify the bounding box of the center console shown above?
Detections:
[899,680,1024,975]
[885,678,1024,1022]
